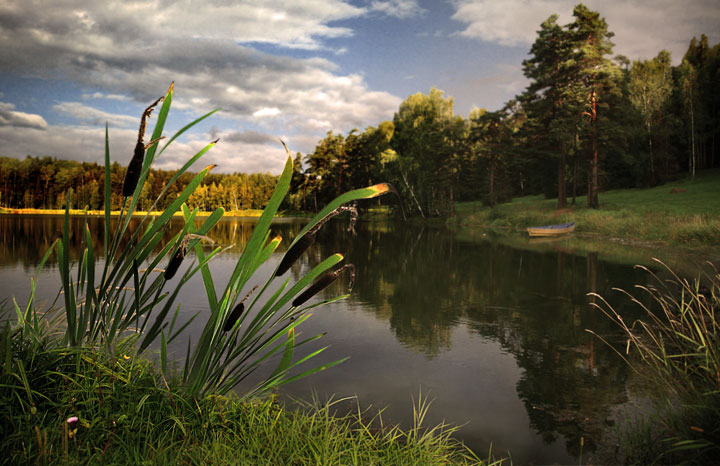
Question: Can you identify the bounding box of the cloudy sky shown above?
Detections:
[1,0,718,174]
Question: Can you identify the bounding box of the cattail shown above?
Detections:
[164,242,186,280]
[292,264,354,307]
[122,96,163,197]
[122,141,145,197]
[223,302,245,332]
[276,232,315,276]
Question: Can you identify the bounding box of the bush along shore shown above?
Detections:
[452,168,720,249]
[1,84,489,465]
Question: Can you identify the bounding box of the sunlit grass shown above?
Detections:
[0,324,493,465]
[455,169,720,246]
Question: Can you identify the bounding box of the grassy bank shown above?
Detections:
[453,169,720,247]
[0,326,487,465]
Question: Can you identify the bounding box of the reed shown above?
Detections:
[588,259,720,462]
[12,83,396,400]
[1,325,491,465]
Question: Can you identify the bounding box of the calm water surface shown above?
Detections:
[1,213,711,464]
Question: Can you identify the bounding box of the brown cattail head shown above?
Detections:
[164,241,187,280]
[292,264,354,307]
[122,141,145,197]
[223,302,245,332]
[276,232,315,276]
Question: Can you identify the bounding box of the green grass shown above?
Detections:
[0,323,493,465]
[589,260,720,464]
[454,169,720,247]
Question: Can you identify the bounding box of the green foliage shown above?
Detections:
[0,156,280,212]
[455,168,720,246]
[0,327,488,465]
[588,261,720,463]
[629,50,674,185]
[12,84,394,401]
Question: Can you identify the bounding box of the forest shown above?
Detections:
[0,157,279,213]
[1,5,718,217]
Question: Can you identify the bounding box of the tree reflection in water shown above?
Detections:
[0,214,665,462]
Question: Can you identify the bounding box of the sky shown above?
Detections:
[0,0,718,175]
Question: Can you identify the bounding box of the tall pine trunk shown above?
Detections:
[557,142,567,209]
[587,88,599,209]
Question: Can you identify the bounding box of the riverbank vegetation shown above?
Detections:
[2,83,485,464]
[453,168,720,247]
[590,261,720,464]
[0,323,483,465]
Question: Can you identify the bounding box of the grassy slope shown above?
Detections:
[454,169,720,247]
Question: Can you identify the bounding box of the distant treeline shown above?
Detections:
[0,156,279,212]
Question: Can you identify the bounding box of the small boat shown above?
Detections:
[526,222,576,238]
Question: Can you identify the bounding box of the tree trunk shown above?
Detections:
[647,120,656,185]
[449,184,454,217]
[589,129,599,209]
[588,88,599,209]
[689,86,696,178]
[400,166,425,218]
[489,162,496,208]
[557,142,567,209]
[572,156,577,206]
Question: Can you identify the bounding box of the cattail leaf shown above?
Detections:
[291,183,397,249]
[103,124,111,255]
[223,303,245,332]
[270,328,295,380]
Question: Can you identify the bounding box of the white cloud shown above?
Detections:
[0,0,402,173]
[371,0,426,18]
[0,118,292,174]
[0,101,48,130]
[53,101,137,127]
[253,107,281,118]
[451,0,720,63]
[82,92,131,101]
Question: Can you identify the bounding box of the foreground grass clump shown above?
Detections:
[589,260,720,464]
[454,169,720,246]
[0,326,486,465]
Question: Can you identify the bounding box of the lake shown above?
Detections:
[1,213,711,464]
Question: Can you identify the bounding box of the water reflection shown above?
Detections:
[0,214,670,463]
[309,221,648,461]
